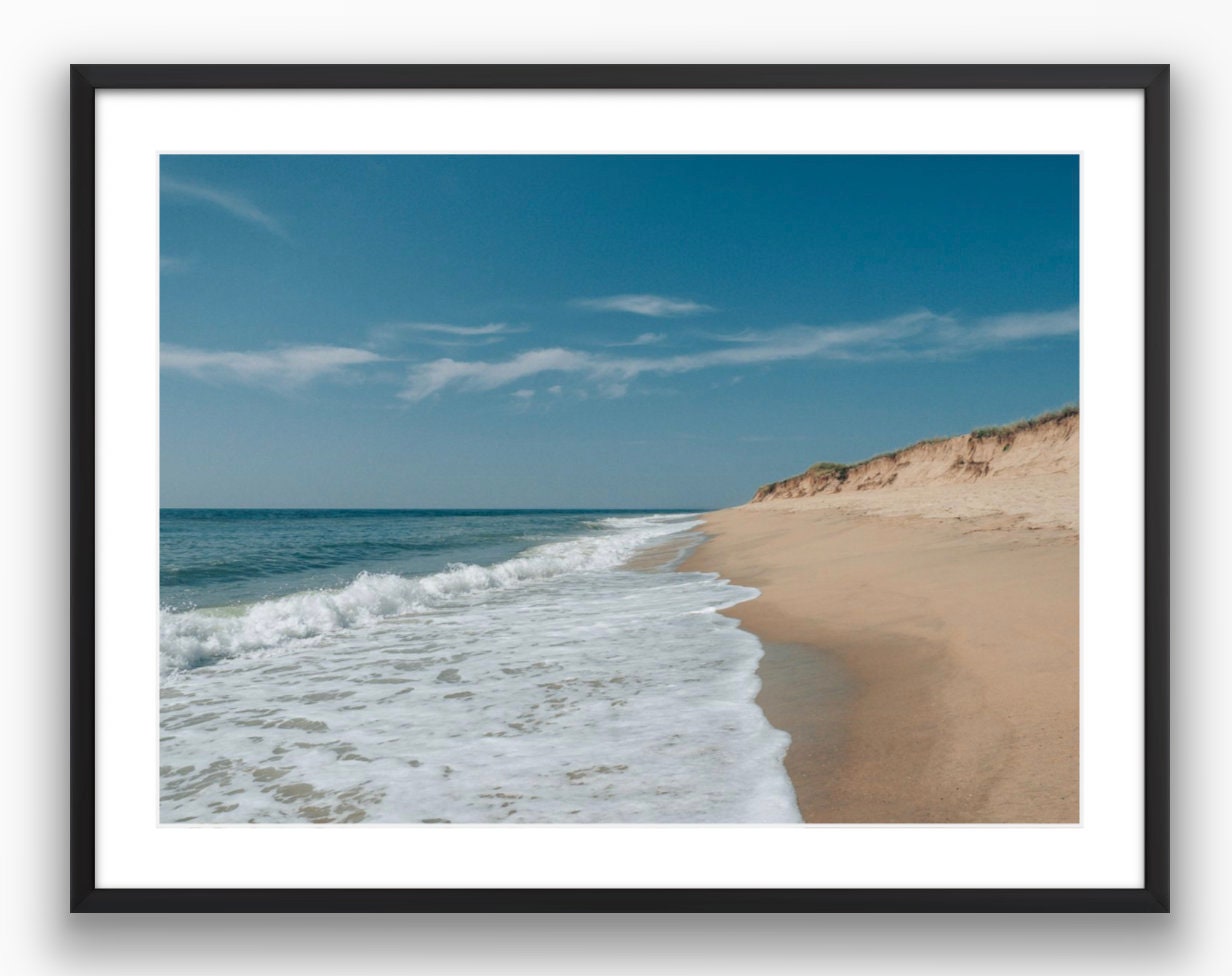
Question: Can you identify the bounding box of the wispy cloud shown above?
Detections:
[160,256,192,274]
[161,177,287,239]
[161,344,383,391]
[964,309,1079,344]
[607,332,667,347]
[574,294,714,317]
[401,348,593,401]
[368,322,525,348]
[399,307,1076,401]
[394,323,515,337]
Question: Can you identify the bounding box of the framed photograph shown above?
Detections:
[71,64,1169,912]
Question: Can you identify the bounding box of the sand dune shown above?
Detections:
[751,407,1078,532]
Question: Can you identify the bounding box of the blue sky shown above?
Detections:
[160,154,1078,509]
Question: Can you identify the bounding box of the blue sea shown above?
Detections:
[159,509,799,824]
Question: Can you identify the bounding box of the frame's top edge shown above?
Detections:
[70,63,1169,91]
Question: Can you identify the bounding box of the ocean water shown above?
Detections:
[160,509,800,824]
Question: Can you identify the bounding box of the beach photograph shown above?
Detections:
[159,153,1079,826]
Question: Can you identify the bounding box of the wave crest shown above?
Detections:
[160,515,700,674]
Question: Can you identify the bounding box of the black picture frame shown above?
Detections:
[70,63,1170,913]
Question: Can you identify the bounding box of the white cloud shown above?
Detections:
[512,389,536,399]
[401,348,592,400]
[966,308,1080,344]
[606,331,667,347]
[393,322,515,337]
[574,294,714,317]
[159,256,191,274]
[368,322,524,348]
[161,177,287,238]
[399,307,1076,401]
[161,344,383,390]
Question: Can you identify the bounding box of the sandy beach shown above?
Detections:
[682,413,1079,823]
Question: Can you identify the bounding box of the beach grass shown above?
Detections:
[810,404,1079,471]
[970,403,1078,439]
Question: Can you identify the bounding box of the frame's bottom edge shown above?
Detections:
[70,886,1168,913]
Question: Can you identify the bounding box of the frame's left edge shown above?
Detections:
[69,63,99,912]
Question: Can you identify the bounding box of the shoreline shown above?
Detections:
[680,505,1079,823]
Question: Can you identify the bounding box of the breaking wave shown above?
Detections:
[160,513,700,673]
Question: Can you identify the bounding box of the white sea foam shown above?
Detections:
[160,513,702,673]
[159,514,801,824]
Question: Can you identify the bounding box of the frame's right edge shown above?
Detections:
[1142,63,1170,913]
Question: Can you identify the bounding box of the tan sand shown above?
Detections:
[681,415,1079,823]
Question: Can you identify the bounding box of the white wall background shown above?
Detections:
[1,2,1224,973]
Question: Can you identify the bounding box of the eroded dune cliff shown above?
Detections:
[749,408,1078,532]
